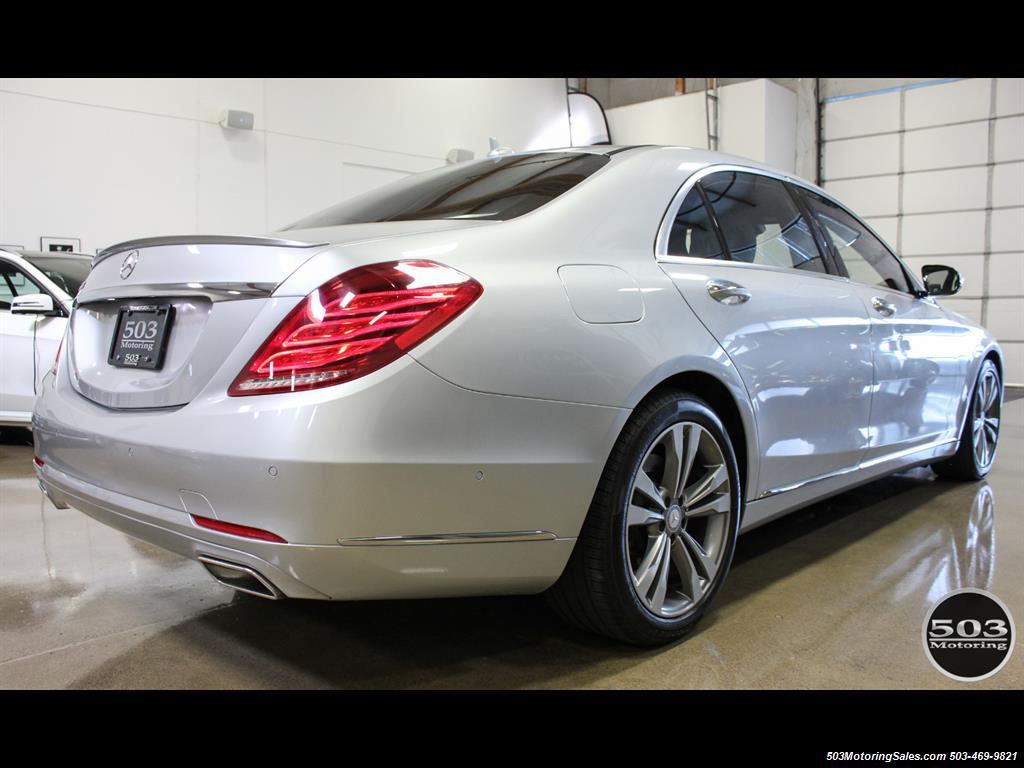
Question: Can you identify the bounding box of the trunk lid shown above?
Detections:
[69,223,490,409]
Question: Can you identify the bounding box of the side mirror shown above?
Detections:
[921,265,962,297]
[10,293,56,315]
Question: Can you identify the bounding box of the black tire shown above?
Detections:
[546,390,742,646]
[932,358,1001,481]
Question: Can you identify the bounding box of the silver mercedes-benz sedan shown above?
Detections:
[33,146,1003,645]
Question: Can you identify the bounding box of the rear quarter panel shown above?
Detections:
[276,148,760,493]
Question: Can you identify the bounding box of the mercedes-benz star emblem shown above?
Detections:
[120,250,139,280]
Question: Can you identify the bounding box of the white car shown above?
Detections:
[1,250,90,426]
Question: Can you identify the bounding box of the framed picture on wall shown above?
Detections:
[40,236,81,253]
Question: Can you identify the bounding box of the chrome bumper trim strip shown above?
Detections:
[338,530,558,546]
[76,282,279,305]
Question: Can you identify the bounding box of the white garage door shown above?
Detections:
[822,78,1024,384]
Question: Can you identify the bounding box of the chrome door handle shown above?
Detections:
[871,297,897,317]
[706,279,752,305]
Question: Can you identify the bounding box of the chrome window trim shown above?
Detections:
[655,163,814,264]
[657,254,846,282]
[654,163,927,295]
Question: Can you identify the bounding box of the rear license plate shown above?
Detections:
[108,304,175,370]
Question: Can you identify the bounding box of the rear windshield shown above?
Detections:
[23,256,91,297]
[284,152,609,229]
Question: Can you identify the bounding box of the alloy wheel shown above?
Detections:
[972,366,1001,471]
[625,422,733,618]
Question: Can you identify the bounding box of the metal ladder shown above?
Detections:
[704,77,719,151]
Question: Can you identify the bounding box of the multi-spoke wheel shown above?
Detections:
[933,359,1001,481]
[626,422,732,618]
[971,366,1000,471]
[547,391,741,645]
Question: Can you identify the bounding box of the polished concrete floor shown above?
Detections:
[1,400,1022,689]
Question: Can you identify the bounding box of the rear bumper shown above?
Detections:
[37,461,577,599]
[33,351,627,599]
[37,462,328,598]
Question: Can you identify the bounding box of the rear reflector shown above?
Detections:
[191,514,288,543]
[228,260,482,396]
[33,456,44,468]
[51,335,63,377]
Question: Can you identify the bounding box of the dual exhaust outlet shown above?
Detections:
[198,556,283,600]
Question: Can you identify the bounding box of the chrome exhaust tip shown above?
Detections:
[198,555,283,600]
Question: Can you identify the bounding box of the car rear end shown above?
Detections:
[32,227,620,601]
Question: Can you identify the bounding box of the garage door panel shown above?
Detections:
[823,134,899,180]
[993,163,1024,208]
[902,211,986,256]
[998,341,1024,384]
[902,166,988,214]
[996,78,1024,118]
[905,79,991,130]
[988,253,1024,297]
[986,298,1024,340]
[824,176,899,217]
[994,116,1024,162]
[823,91,900,141]
[904,122,989,171]
[992,208,1024,253]
[823,79,1020,379]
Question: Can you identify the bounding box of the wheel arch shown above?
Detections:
[633,370,756,504]
[984,346,1003,382]
[952,343,1004,449]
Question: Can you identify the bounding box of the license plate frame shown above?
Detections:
[108,304,175,370]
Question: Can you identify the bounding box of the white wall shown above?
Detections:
[822,78,1024,383]
[604,79,797,173]
[0,78,570,253]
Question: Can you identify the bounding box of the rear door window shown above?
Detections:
[666,187,726,259]
[699,171,827,274]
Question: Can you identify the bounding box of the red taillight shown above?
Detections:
[191,514,288,543]
[228,260,482,396]
[51,335,64,376]
[33,456,44,468]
